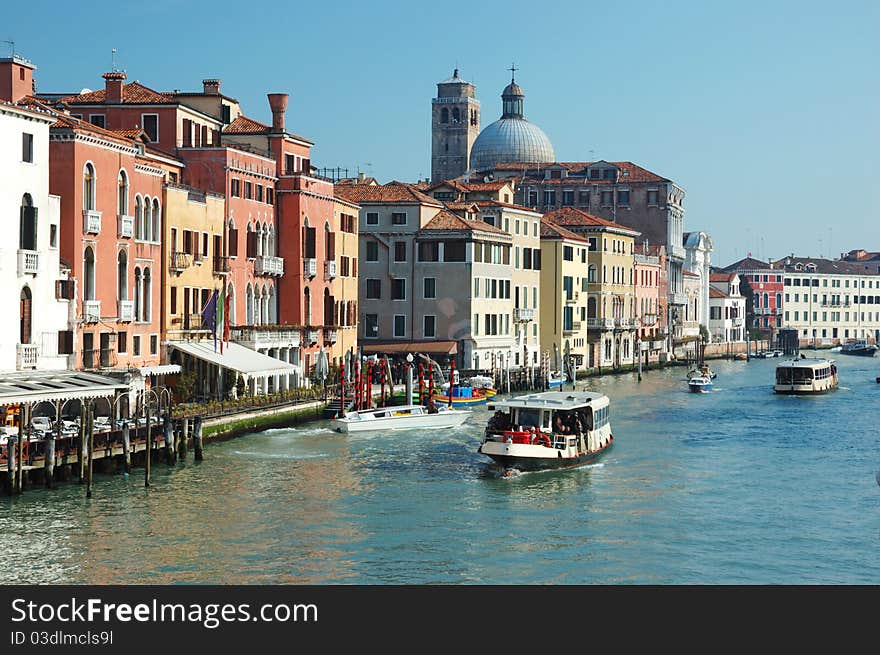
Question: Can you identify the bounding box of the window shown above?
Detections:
[150,334,158,355]
[647,190,659,206]
[89,114,105,128]
[443,241,465,262]
[231,179,241,197]
[49,224,58,248]
[543,190,556,206]
[141,114,159,142]
[133,335,141,356]
[244,181,252,199]
[22,133,33,163]
[600,191,613,206]
[394,241,407,262]
[19,194,37,251]
[366,212,379,225]
[83,163,96,211]
[393,315,406,337]
[424,278,436,299]
[563,246,574,261]
[418,241,439,262]
[423,315,436,338]
[366,240,379,262]
[364,314,379,338]
[578,190,589,207]
[117,331,127,354]
[392,278,406,300]
[266,188,274,205]
[618,190,630,206]
[392,212,407,225]
[528,191,538,207]
[255,185,264,202]
[366,279,381,299]
[562,190,574,206]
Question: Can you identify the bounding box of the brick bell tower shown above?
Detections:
[431,69,480,182]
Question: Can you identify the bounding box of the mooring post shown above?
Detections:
[18,404,27,493]
[77,404,86,483]
[121,422,131,474]
[163,415,174,465]
[193,416,204,461]
[144,398,151,488]
[86,404,94,499]
[178,419,188,460]
[7,436,17,495]
[44,433,55,489]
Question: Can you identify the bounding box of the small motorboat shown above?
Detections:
[688,375,713,393]
[734,353,748,361]
[331,403,472,434]
[687,363,716,380]
[546,370,565,389]
[839,340,878,357]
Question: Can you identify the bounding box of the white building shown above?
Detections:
[708,273,745,343]
[683,231,713,339]
[1,101,71,372]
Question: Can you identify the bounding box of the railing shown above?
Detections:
[182,314,208,331]
[16,344,38,370]
[170,251,191,272]
[83,209,102,235]
[213,256,231,275]
[670,292,689,306]
[641,313,657,326]
[82,348,97,369]
[565,291,579,304]
[118,214,134,238]
[306,328,319,344]
[615,317,639,329]
[256,255,284,276]
[513,308,535,322]
[117,300,134,322]
[563,320,582,334]
[17,249,39,276]
[324,328,338,344]
[82,348,116,369]
[754,307,774,315]
[820,302,850,308]
[230,327,301,348]
[100,348,116,369]
[303,258,317,278]
[324,260,337,281]
[586,317,615,329]
[83,300,101,323]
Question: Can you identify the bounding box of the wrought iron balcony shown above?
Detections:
[324,328,338,344]
[306,328,319,344]
[82,300,101,323]
[586,317,615,329]
[83,209,102,235]
[563,320,582,334]
[118,213,134,238]
[16,344,38,370]
[17,249,39,276]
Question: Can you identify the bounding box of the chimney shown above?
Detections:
[267,93,288,132]
[103,70,126,103]
[358,172,366,182]
[0,54,36,103]
[203,78,221,95]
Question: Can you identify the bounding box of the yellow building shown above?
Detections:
[544,208,640,370]
[539,219,592,375]
[330,193,360,366]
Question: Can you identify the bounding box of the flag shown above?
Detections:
[223,282,231,353]
[215,283,223,353]
[201,289,218,337]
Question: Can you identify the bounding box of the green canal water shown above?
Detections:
[2,352,879,584]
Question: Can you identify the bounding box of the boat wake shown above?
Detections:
[231,450,328,460]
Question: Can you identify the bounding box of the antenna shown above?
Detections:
[1,40,14,57]
[111,48,118,72]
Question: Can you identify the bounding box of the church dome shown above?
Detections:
[469,74,555,171]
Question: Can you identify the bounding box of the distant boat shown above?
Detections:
[331,404,471,433]
[734,353,748,361]
[774,357,838,394]
[688,375,713,393]
[547,370,565,389]
[839,340,878,357]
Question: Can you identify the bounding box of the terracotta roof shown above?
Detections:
[709,287,728,299]
[113,128,148,140]
[634,243,665,257]
[473,200,542,214]
[420,210,509,236]
[540,219,589,243]
[709,273,735,283]
[427,179,468,193]
[334,181,441,206]
[543,207,639,233]
[224,115,270,134]
[723,256,774,271]
[444,201,480,212]
[491,160,670,184]
[60,81,173,105]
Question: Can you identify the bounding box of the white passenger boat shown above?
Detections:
[774,357,838,394]
[330,403,472,433]
[688,375,713,393]
[478,391,614,472]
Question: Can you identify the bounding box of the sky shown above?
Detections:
[6,0,878,266]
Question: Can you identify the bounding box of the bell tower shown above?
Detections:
[431,69,480,182]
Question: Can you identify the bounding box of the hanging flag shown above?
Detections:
[214,284,223,353]
[222,281,231,354]
[201,289,218,336]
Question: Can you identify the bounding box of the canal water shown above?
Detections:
[2,352,878,584]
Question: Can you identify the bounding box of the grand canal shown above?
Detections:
[2,352,878,584]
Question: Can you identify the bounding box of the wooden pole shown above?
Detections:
[18,404,27,493]
[144,395,151,488]
[78,403,86,483]
[122,422,131,474]
[86,402,94,498]
[418,362,425,405]
[164,415,174,465]
[448,359,455,408]
[380,357,386,407]
[44,433,55,489]
[353,360,360,411]
[193,415,204,461]
[7,436,17,495]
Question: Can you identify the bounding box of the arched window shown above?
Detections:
[143,268,152,322]
[134,196,143,239]
[142,196,151,241]
[151,199,160,243]
[261,286,269,325]
[84,247,96,300]
[118,170,129,215]
[133,267,142,320]
[83,163,96,211]
[268,285,276,324]
[20,287,32,344]
[440,107,448,124]
[268,228,275,258]
[303,287,311,326]
[19,193,37,251]
[117,250,128,301]
[227,283,236,327]
[246,284,254,325]
[452,107,460,123]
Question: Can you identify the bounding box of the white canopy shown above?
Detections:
[168,341,301,379]
[0,371,129,406]
[139,364,182,376]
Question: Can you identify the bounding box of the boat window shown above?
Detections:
[542,412,551,430]
[568,438,577,448]
[517,409,541,429]
[776,368,793,384]
[584,408,594,431]
[488,410,511,432]
[792,368,813,385]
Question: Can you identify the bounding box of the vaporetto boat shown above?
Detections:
[330,404,472,433]
[774,357,839,394]
[478,391,614,472]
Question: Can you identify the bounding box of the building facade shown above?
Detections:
[708,273,745,343]
[634,243,667,363]
[431,70,480,183]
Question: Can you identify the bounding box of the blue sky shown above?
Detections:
[6,0,878,265]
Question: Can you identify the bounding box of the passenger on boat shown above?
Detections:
[488,411,510,431]
[426,399,439,414]
[554,414,569,434]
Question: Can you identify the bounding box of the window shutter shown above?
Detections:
[246,231,257,258]
[228,228,238,256]
[182,119,191,146]
[352,258,357,278]
[57,330,73,355]
[328,232,336,260]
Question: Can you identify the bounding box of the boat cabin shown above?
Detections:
[774,358,838,394]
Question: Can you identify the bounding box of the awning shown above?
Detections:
[168,341,301,378]
[139,364,182,376]
[0,371,129,406]
[360,341,458,356]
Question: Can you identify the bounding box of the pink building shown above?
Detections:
[634,243,667,362]
[723,256,783,333]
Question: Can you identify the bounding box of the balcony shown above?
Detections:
[83,300,101,323]
[213,255,231,275]
[256,255,284,276]
[83,348,116,370]
[563,320,582,334]
[17,249,39,276]
[642,313,657,326]
[565,291,579,304]
[306,328,319,344]
[651,339,666,350]
[586,317,615,329]
[670,292,688,306]
[83,209,102,235]
[230,327,301,349]
[170,251,191,272]
[16,344,38,370]
[118,214,134,238]
[324,260,337,281]
[303,258,317,278]
[117,300,134,322]
[513,308,535,322]
[615,317,639,329]
[324,328,338,344]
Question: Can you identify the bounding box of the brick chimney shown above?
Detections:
[0,54,36,103]
[203,78,221,95]
[267,93,288,132]
[103,71,126,103]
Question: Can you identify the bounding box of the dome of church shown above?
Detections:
[469,75,555,171]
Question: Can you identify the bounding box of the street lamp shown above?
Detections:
[405,353,414,405]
